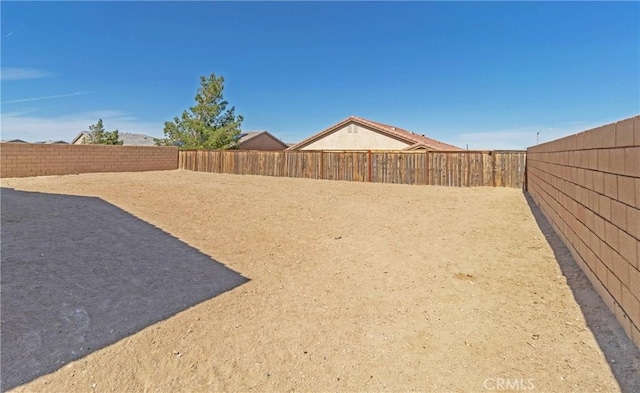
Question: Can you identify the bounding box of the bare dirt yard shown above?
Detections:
[2,170,639,392]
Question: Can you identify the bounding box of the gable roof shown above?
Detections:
[71,132,90,144]
[287,116,463,151]
[238,131,264,143]
[238,131,288,149]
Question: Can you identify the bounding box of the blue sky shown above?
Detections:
[1,1,638,149]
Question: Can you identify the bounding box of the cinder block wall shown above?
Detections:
[527,116,640,348]
[1,143,179,178]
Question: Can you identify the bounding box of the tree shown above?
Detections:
[155,73,244,149]
[83,119,123,145]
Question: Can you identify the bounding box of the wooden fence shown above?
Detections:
[179,150,527,188]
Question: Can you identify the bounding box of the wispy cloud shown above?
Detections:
[3,91,89,104]
[1,111,164,142]
[6,32,13,38]
[1,67,50,81]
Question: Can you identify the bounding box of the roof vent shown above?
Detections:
[391,127,396,130]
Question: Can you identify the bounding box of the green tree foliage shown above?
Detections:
[155,73,244,149]
[83,119,123,145]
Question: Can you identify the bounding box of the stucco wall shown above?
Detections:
[1,143,178,178]
[526,116,640,347]
[300,124,410,151]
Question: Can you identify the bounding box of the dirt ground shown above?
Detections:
[2,170,639,392]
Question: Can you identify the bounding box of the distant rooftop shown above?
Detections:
[118,133,157,146]
[71,131,158,146]
[34,140,69,144]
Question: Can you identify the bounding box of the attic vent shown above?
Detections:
[347,124,358,134]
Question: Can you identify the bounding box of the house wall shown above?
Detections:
[299,124,410,150]
[526,115,640,347]
[1,143,178,178]
[239,134,287,150]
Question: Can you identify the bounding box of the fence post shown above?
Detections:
[281,151,286,177]
[523,152,528,191]
[367,150,372,182]
[491,151,497,187]
[425,151,430,185]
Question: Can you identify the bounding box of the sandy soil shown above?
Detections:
[2,170,639,392]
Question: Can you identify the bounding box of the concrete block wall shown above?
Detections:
[1,143,179,178]
[527,115,640,348]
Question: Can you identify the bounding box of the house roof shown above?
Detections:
[238,131,288,149]
[71,132,90,144]
[35,140,69,144]
[238,131,264,143]
[71,131,157,146]
[287,116,463,151]
[119,133,157,146]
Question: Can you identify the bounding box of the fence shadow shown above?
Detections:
[0,188,249,391]
[523,192,640,392]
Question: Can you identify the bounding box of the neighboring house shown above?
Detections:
[287,116,463,151]
[35,140,69,144]
[71,132,90,145]
[71,131,157,146]
[237,131,288,150]
[118,133,157,146]
[2,139,68,144]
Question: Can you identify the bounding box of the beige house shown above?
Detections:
[287,116,463,151]
[238,131,288,150]
[71,132,90,145]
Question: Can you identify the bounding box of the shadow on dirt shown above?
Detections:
[0,188,249,391]
[524,192,640,392]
